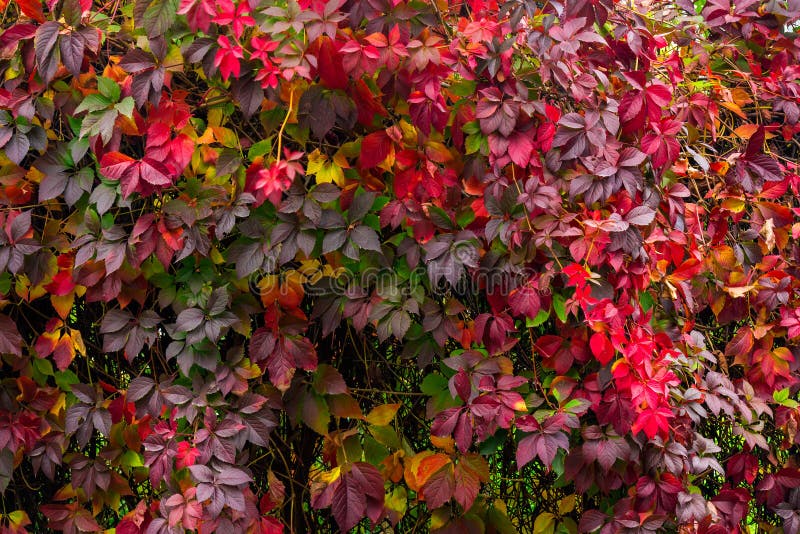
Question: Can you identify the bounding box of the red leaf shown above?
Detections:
[44,269,76,296]
[178,0,216,33]
[99,152,136,178]
[0,23,38,56]
[631,405,673,439]
[590,332,614,365]
[507,131,534,167]
[16,0,45,23]
[139,158,173,186]
[452,456,488,511]
[214,36,243,81]
[168,134,195,174]
[359,131,393,169]
[316,36,348,90]
[100,152,138,197]
[509,284,541,319]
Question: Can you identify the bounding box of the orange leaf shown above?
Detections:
[51,292,75,320]
[415,453,451,487]
[719,101,748,120]
[733,124,759,139]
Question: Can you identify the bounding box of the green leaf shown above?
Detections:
[55,369,80,391]
[478,430,506,456]
[75,93,111,114]
[79,109,119,144]
[526,308,550,328]
[449,79,477,97]
[363,436,389,465]
[427,205,454,229]
[369,424,402,450]
[302,392,331,435]
[465,133,486,155]
[638,290,654,312]
[421,373,447,396]
[247,138,272,160]
[456,208,475,228]
[0,272,11,295]
[486,503,517,534]
[32,357,55,383]
[552,293,567,323]
[119,450,144,468]
[461,121,481,135]
[115,96,135,118]
[773,388,798,408]
[97,77,121,102]
[774,388,790,403]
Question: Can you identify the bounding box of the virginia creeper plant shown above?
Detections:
[1,0,800,532]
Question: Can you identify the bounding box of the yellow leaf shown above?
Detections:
[26,166,45,184]
[238,358,262,379]
[723,285,755,298]
[314,466,341,485]
[710,293,725,319]
[69,329,86,356]
[425,141,452,163]
[534,512,556,534]
[306,149,326,175]
[495,356,514,375]
[366,403,401,426]
[399,119,418,144]
[211,127,239,148]
[511,397,527,411]
[7,510,30,528]
[49,392,66,416]
[197,128,216,144]
[430,508,450,530]
[730,87,753,106]
[207,107,225,127]
[209,246,225,265]
[297,259,321,276]
[164,45,184,73]
[760,218,775,251]
[328,394,364,419]
[558,494,576,515]
[307,150,345,186]
[385,486,408,517]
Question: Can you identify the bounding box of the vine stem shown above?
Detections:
[276,89,295,163]
[510,165,534,232]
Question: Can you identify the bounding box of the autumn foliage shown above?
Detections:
[2,0,800,532]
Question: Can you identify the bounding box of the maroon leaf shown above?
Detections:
[331,462,385,531]
[0,314,23,356]
[423,462,455,509]
[34,22,61,83]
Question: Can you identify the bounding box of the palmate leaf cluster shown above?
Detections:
[1,0,800,533]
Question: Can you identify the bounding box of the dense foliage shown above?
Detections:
[1,0,800,532]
